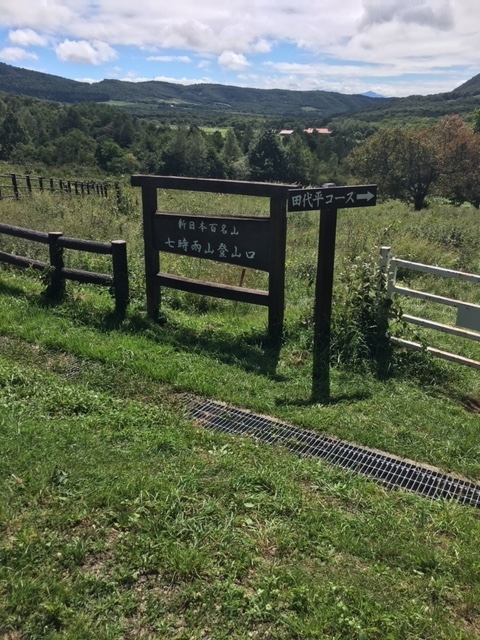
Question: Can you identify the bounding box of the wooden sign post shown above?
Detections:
[288,184,377,401]
[131,175,294,342]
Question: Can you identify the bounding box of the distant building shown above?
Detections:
[303,128,332,135]
[278,127,333,136]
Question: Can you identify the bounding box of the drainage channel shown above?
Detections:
[185,397,480,509]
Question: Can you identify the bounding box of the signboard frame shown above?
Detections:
[131,175,293,341]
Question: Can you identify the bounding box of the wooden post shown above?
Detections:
[50,178,55,192]
[268,197,287,342]
[81,182,85,196]
[111,240,129,315]
[311,207,338,401]
[47,232,65,302]
[140,186,160,319]
[39,177,44,192]
[26,175,32,194]
[11,174,19,199]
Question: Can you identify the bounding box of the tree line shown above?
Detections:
[0,93,358,185]
[1,91,480,209]
[349,114,480,209]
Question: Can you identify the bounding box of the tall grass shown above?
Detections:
[0,186,479,377]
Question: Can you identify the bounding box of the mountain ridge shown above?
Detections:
[0,61,387,118]
[0,62,479,123]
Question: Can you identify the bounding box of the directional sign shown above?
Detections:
[288,184,377,212]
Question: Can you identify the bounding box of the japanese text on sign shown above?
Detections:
[288,185,377,211]
[153,212,272,271]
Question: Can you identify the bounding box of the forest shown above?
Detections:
[1,89,480,210]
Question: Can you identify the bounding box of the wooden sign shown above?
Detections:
[288,185,377,212]
[153,212,271,272]
[288,183,378,401]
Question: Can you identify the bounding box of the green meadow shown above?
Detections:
[1,184,479,639]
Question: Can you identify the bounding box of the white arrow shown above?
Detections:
[357,191,375,201]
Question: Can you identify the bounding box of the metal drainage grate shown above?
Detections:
[186,397,480,509]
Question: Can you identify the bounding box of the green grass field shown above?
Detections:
[1,184,479,638]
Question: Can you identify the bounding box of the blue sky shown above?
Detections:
[0,0,478,97]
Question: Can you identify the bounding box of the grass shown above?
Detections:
[1,331,480,639]
[1,185,480,638]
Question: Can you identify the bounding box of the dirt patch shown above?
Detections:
[462,396,480,414]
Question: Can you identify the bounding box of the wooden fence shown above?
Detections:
[380,246,480,370]
[0,222,129,314]
[0,173,109,200]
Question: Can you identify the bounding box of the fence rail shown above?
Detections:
[0,173,109,200]
[380,246,480,370]
[0,222,129,314]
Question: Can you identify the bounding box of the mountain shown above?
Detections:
[361,91,386,99]
[341,76,480,124]
[451,73,480,95]
[1,62,479,124]
[0,62,387,118]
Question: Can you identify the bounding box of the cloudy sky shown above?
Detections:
[0,0,478,97]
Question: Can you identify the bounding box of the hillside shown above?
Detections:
[452,72,480,95]
[0,61,384,118]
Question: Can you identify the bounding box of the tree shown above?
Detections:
[434,115,480,207]
[248,129,288,182]
[349,126,439,210]
[0,110,29,159]
[284,133,312,184]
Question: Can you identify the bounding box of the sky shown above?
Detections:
[0,0,479,98]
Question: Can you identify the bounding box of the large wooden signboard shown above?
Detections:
[153,213,272,272]
[131,175,294,341]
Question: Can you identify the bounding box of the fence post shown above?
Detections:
[47,232,65,302]
[11,174,19,199]
[268,197,287,343]
[39,177,44,192]
[376,246,393,378]
[115,182,122,209]
[111,240,129,315]
[26,175,32,194]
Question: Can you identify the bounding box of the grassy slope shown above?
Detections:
[1,188,480,638]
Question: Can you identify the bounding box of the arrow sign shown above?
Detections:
[357,191,375,202]
[288,184,377,212]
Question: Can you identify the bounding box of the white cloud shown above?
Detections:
[74,77,100,84]
[121,74,213,85]
[252,39,273,54]
[0,46,38,62]
[218,51,250,71]
[146,55,191,63]
[360,0,454,31]
[8,28,48,47]
[55,40,117,65]
[0,0,480,95]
